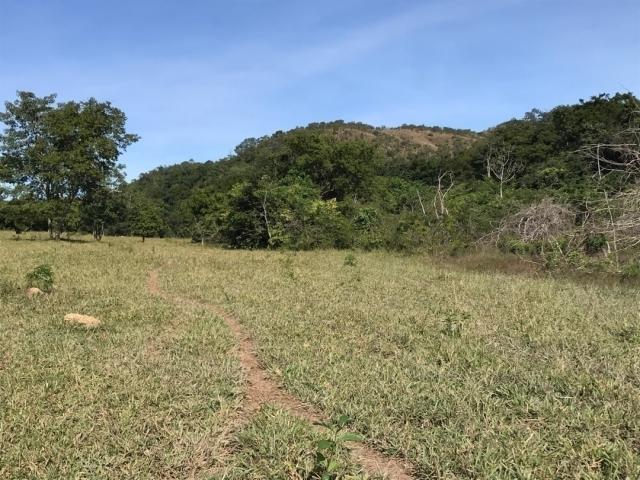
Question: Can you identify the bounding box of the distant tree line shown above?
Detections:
[1,91,639,271]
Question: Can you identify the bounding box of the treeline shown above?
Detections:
[125,93,640,266]
[1,92,639,270]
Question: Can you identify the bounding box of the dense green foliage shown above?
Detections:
[0,91,138,239]
[2,92,639,270]
[122,94,638,263]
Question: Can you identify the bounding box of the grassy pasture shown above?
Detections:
[1,232,639,479]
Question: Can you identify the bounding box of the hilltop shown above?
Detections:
[129,121,479,216]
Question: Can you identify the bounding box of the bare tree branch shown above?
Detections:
[433,171,453,219]
[485,143,522,198]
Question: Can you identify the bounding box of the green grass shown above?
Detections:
[221,406,367,480]
[160,247,640,479]
[1,232,639,478]
[0,236,241,478]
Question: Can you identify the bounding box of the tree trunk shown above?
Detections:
[416,189,426,217]
[93,221,104,241]
[262,192,272,243]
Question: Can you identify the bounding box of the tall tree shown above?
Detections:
[0,91,139,238]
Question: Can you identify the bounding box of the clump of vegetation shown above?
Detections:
[25,264,54,292]
[621,260,640,279]
[223,407,364,479]
[343,253,357,267]
[441,310,469,338]
[280,254,297,281]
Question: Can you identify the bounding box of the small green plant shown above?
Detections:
[343,253,357,267]
[281,254,296,281]
[25,264,55,292]
[311,415,364,479]
[441,311,469,338]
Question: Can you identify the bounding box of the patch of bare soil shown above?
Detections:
[147,269,414,480]
[382,127,440,149]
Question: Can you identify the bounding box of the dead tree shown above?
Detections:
[611,188,640,249]
[486,143,521,198]
[495,199,576,245]
[433,171,454,219]
[262,190,272,243]
[582,187,640,256]
[577,122,640,266]
[416,189,426,217]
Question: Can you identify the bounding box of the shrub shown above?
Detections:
[621,261,640,279]
[353,207,380,231]
[25,264,55,292]
[565,249,588,269]
[584,233,608,255]
[447,239,469,257]
[541,249,563,270]
[497,237,532,255]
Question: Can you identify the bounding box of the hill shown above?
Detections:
[131,121,479,207]
[2,92,639,272]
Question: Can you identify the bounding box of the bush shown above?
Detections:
[584,233,608,255]
[26,264,55,292]
[621,261,640,279]
[565,249,588,269]
[447,239,470,257]
[498,237,532,255]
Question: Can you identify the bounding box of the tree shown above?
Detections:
[184,188,228,245]
[129,194,166,242]
[486,143,522,198]
[0,200,48,233]
[0,91,138,239]
[80,185,125,241]
[433,171,454,218]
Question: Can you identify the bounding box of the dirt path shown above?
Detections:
[146,269,414,480]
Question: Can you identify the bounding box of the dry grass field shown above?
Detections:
[1,232,638,479]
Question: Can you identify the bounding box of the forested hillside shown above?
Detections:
[2,92,639,271]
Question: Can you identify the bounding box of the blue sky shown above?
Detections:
[1,0,638,179]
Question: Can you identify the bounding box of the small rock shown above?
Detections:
[64,313,101,328]
[26,287,44,298]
